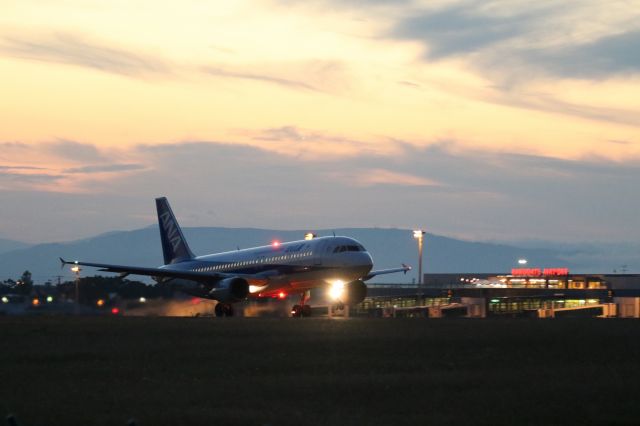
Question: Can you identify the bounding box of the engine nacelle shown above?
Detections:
[208,277,249,303]
[343,280,367,305]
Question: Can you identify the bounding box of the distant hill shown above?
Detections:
[0,227,575,283]
[0,238,31,255]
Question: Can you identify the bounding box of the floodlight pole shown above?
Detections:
[71,266,81,314]
[413,230,425,285]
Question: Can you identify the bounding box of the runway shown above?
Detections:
[1,316,639,425]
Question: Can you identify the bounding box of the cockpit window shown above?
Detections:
[333,245,364,253]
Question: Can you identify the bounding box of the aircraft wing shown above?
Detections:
[59,258,266,285]
[363,264,411,281]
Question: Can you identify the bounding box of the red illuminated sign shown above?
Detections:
[543,268,569,276]
[512,268,541,276]
[511,268,570,276]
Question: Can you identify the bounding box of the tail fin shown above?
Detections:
[155,197,195,265]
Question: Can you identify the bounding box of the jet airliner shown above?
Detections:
[61,197,410,316]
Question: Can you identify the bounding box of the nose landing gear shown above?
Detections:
[291,291,312,317]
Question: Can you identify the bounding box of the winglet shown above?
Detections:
[59,257,67,269]
[402,263,412,274]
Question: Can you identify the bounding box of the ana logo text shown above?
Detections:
[160,212,182,252]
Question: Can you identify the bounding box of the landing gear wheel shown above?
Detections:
[215,303,234,317]
[291,304,311,317]
[291,304,302,317]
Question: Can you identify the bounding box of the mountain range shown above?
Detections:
[3,226,635,284]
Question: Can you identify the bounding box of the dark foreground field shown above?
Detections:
[1,317,640,426]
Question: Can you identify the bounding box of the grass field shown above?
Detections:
[1,317,640,425]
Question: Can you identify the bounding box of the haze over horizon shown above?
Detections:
[2,1,639,244]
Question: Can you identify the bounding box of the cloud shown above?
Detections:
[202,66,318,92]
[524,30,640,78]
[255,126,310,142]
[388,2,640,80]
[0,32,171,77]
[0,169,63,190]
[486,90,640,127]
[0,165,46,171]
[0,172,60,182]
[2,135,640,242]
[250,126,393,158]
[343,168,441,187]
[391,3,534,59]
[201,60,348,94]
[63,163,146,174]
[44,140,106,162]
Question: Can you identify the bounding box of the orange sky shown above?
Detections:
[1,0,639,243]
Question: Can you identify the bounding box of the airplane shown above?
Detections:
[61,197,411,317]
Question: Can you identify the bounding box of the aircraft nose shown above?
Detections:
[362,252,373,269]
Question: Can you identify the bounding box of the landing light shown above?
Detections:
[97,299,105,307]
[278,291,286,299]
[328,280,345,301]
[304,233,316,240]
[32,298,40,306]
[2,296,9,303]
[249,285,268,294]
[139,297,146,303]
[46,296,53,303]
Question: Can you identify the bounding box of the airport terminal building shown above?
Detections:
[347,268,640,319]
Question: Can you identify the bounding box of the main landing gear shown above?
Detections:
[291,291,312,317]
[291,304,311,317]
[214,302,234,317]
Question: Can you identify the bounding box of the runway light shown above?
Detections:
[111,307,120,315]
[2,296,8,303]
[328,280,345,301]
[46,296,53,303]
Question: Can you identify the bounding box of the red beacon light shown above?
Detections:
[111,307,120,315]
[272,240,281,248]
[278,291,287,299]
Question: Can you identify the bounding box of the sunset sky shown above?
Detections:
[1,0,639,243]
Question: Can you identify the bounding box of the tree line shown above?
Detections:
[1,271,175,302]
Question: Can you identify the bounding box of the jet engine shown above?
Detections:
[343,280,367,305]
[208,277,249,303]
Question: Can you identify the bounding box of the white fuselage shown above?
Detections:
[160,236,373,296]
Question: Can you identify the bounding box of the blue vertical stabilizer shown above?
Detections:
[155,197,195,265]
